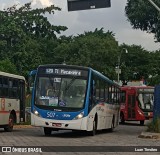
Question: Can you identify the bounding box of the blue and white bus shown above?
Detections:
[30,64,121,136]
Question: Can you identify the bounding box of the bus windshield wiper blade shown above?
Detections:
[64,77,76,92]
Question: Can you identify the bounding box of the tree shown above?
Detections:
[11,37,43,76]
[147,50,160,85]
[119,44,153,83]
[125,0,160,42]
[0,59,17,74]
[53,28,120,79]
[0,2,67,76]
[0,3,67,41]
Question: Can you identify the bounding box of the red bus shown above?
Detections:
[120,86,154,125]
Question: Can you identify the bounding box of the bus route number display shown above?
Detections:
[45,68,85,76]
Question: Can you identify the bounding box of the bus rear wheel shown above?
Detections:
[4,114,14,132]
[109,117,115,132]
[120,113,125,124]
[140,120,144,126]
[44,127,52,136]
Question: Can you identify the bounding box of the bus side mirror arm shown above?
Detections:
[28,70,37,94]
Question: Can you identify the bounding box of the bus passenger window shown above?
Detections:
[0,77,2,96]
[2,77,8,97]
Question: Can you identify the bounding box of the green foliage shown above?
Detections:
[147,118,160,133]
[0,2,67,77]
[0,2,160,86]
[0,3,67,40]
[0,59,17,74]
[118,44,153,82]
[125,0,160,42]
[53,28,119,79]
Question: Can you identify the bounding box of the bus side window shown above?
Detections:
[105,84,109,102]
[0,76,2,96]
[95,79,99,101]
[9,79,18,98]
[99,80,105,102]
[92,80,96,104]
[108,86,112,103]
[88,79,95,112]
[13,80,19,98]
[8,79,13,98]
[121,91,126,103]
[2,77,9,97]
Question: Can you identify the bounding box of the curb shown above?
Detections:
[138,132,160,139]
[14,125,33,129]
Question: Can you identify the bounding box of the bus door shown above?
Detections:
[19,80,25,122]
[127,91,136,119]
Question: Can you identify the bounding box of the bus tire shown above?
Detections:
[4,114,14,132]
[44,127,52,136]
[140,120,144,126]
[92,120,97,136]
[89,119,97,136]
[120,113,125,124]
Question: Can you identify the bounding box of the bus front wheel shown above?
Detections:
[4,114,14,132]
[89,120,97,136]
[44,127,52,136]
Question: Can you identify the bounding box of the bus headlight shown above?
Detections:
[34,110,41,117]
[73,112,84,120]
[138,109,143,116]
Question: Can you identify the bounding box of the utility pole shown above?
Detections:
[148,0,160,12]
[115,48,128,83]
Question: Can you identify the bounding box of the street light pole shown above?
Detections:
[148,0,160,12]
[116,48,128,83]
[117,56,121,83]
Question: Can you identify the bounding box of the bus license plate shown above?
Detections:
[52,123,62,127]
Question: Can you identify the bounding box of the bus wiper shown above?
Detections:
[64,77,76,92]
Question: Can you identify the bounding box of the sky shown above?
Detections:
[0,0,160,51]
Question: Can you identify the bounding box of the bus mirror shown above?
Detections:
[93,80,95,86]
[92,80,96,95]
[92,80,95,89]
[29,70,37,76]
[27,76,33,94]
[28,70,37,94]
[29,76,33,92]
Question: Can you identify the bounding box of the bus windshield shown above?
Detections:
[138,92,154,111]
[35,76,87,109]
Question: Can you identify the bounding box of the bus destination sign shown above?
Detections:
[45,68,87,77]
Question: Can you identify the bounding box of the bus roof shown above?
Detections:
[0,71,25,81]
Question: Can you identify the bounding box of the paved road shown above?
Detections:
[0,121,160,155]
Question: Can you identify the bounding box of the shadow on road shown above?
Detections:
[43,128,116,138]
[119,122,146,126]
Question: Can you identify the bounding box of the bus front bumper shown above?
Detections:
[31,113,88,130]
